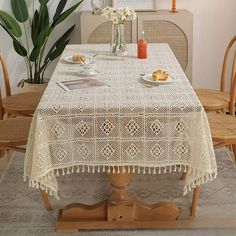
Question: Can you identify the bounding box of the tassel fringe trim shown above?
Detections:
[24,164,218,200]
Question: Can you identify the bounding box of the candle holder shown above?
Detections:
[171,0,177,13]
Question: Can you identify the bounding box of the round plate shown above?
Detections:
[64,56,91,64]
[142,73,174,85]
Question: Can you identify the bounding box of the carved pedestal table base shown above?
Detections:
[56,170,182,232]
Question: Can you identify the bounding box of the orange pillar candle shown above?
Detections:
[138,31,147,59]
[171,0,177,13]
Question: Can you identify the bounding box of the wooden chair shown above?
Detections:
[207,72,236,162]
[0,54,43,117]
[0,88,52,211]
[195,35,236,112]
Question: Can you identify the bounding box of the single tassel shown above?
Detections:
[143,167,146,174]
[122,166,126,173]
[132,166,135,173]
[128,166,131,173]
[164,166,167,174]
[153,168,156,174]
[138,166,141,174]
[62,168,65,176]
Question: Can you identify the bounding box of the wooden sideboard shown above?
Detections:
[78,10,193,82]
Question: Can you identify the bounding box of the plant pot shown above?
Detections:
[18,79,48,93]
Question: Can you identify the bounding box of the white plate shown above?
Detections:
[64,56,90,64]
[142,73,175,85]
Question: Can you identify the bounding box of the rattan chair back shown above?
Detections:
[0,54,11,97]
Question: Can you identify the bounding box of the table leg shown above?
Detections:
[56,169,180,232]
[190,186,200,217]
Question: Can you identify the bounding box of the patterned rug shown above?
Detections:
[0,149,236,236]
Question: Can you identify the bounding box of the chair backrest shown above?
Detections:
[0,88,3,120]
[229,72,236,116]
[220,35,236,93]
[0,54,11,97]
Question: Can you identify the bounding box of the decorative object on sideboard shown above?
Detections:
[101,6,137,56]
[171,0,177,13]
[91,0,106,14]
[0,0,84,88]
[112,0,158,11]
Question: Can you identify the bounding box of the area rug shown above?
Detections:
[0,149,236,236]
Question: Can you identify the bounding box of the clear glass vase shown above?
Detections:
[110,24,127,56]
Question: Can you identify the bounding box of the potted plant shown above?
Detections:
[0,0,84,92]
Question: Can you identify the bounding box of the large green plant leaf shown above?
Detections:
[37,1,49,33]
[49,39,69,61]
[29,26,51,61]
[13,40,27,56]
[53,0,68,21]
[11,0,29,22]
[0,23,27,56]
[44,25,74,63]
[0,11,22,37]
[51,0,83,28]
[39,0,49,3]
[31,10,39,45]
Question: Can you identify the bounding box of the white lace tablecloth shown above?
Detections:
[24,44,217,199]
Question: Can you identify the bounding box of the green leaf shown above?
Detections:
[11,0,29,22]
[49,39,69,61]
[0,22,27,57]
[39,0,49,3]
[37,1,49,33]
[29,26,51,61]
[0,10,22,37]
[44,25,74,63]
[51,0,83,28]
[31,10,39,45]
[53,0,68,21]
[13,40,27,56]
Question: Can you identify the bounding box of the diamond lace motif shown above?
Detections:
[53,146,67,162]
[175,120,188,133]
[52,105,63,113]
[52,122,65,138]
[101,144,115,160]
[150,119,163,135]
[76,120,90,136]
[125,143,140,159]
[150,144,164,159]
[77,145,91,159]
[100,119,115,136]
[174,143,188,158]
[125,119,140,136]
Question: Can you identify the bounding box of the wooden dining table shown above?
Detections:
[24,43,217,232]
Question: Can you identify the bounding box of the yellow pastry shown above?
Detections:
[72,55,86,62]
[152,70,169,81]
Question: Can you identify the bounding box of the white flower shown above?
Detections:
[101,6,136,24]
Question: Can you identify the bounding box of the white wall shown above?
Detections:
[0,0,235,94]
